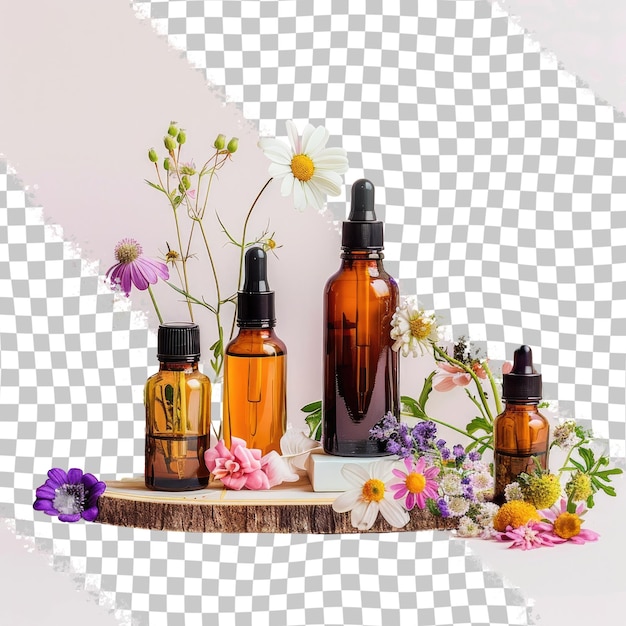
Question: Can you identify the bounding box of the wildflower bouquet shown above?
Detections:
[105,120,348,380]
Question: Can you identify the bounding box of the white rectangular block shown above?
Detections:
[306,452,399,492]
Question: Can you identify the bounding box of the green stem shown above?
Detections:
[557,441,583,479]
[228,177,273,342]
[432,343,494,422]
[400,411,493,449]
[482,360,503,415]
[147,285,164,325]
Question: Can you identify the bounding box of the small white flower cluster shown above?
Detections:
[456,502,500,539]
[438,458,494,519]
[552,420,579,451]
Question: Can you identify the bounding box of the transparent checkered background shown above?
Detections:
[2,0,626,623]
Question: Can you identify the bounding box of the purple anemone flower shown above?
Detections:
[33,468,106,523]
[105,238,169,297]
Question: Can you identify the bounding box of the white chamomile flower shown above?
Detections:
[447,495,471,517]
[390,298,439,357]
[332,460,410,531]
[258,120,349,211]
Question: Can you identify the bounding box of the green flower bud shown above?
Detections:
[163,157,171,171]
[168,122,178,137]
[214,134,226,150]
[177,130,186,145]
[148,148,158,163]
[227,137,239,153]
[164,135,176,152]
[181,175,191,190]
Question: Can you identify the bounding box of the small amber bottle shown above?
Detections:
[493,345,550,504]
[222,247,287,455]
[145,323,211,491]
[323,179,399,456]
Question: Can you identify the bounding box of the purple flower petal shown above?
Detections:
[35,485,57,499]
[33,499,57,513]
[118,265,133,296]
[139,257,169,281]
[67,468,84,484]
[58,513,82,523]
[81,506,99,522]
[81,473,99,489]
[47,468,68,486]
[129,262,150,291]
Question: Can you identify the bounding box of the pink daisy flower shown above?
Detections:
[390,456,440,510]
[105,238,169,297]
[537,498,600,545]
[432,362,472,392]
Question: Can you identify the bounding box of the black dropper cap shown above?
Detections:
[341,178,384,250]
[502,345,542,402]
[237,247,275,328]
[157,322,201,362]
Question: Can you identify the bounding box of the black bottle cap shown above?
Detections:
[341,178,384,250]
[502,345,542,402]
[237,247,275,328]
[157,322,201,362]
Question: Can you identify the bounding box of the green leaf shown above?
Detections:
[593,468,623,481]
[301,400,322,413]
[577,446,596,471]
[145,180,165,192]
[401,395,427,419]
[417,372,434,411]
[568,459,586,472]
[426,498,441,517]
[301,400,322,441]
[466,416,492,436]
[586,494,595,509]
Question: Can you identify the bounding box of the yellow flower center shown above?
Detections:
[290,154,315,181]
[362,479,385,503]
[114,239,141,264]
[553,512,582,539]
[165,249,180,263]
[405,472,426,494]
[266,238,277,250]
[409,315,433,341]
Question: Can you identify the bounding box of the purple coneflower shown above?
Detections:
[390,456,440,511]
[33,468,106,523]
[106,238,169,322]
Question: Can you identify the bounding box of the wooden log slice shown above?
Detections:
[96,477,458,534]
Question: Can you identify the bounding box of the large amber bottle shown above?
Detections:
[493,345,550,504]
[145,323,211,491]
[323,179,399,456]
[223,247,287,455]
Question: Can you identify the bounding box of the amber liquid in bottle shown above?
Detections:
[222,328,287,455]
[493,401,549,504]
[323,250,399,456]
[145,361,211,491]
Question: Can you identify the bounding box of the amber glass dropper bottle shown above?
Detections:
[222,246,287,456]
[323,178,399,456]
[144,322,211,491]
[493,345,550,504]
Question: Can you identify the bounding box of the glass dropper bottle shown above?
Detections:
[493,345,550,504]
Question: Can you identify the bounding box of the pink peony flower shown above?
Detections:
[432,362,471,392]
[204,437,297,490]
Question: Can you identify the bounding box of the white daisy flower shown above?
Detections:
[390,298,439,357]
[332,460,410,531]
[258,120,349,211]
[474,502,499,528]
